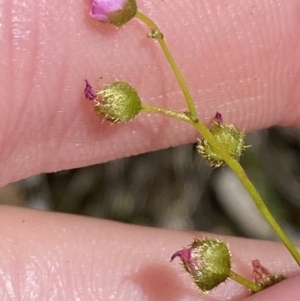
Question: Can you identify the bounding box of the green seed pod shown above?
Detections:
[109,0,137,26]
[171,238,231,292]
[197,112,247,167]
[94,81,142,123]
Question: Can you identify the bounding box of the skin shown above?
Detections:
[0,0,300,299]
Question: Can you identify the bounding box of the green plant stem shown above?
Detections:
[141,103,192,123]
[190,119,300,265]
[135,11,198,119]
[135,11,300,265]
[229,270,261,292]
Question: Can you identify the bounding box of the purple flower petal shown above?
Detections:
[89,0,126,22]
[170,247,193,263]
[214,112,223,123]
[84,79,97,101]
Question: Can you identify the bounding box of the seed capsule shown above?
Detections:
[171,238,231,292]
[93,81,142,123]
[197,112,248,167]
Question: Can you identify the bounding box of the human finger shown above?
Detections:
[1,0,299,185]
[0,205,298,300]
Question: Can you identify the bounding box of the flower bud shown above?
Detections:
[89,81,142,123]
[89,0,137,26]
[252,260,285,289]
[171,238,231,292]
[196,112,248,168]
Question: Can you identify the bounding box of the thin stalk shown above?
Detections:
[141,103,192,123]
[135,11,300,265]
[135,11,198,119]
[229,270,261,292]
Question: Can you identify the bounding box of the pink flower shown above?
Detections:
[88,0,137,26]
[89,0,125,22]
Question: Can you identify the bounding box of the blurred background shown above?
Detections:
[2,126,300,241]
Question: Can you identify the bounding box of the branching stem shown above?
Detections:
[135,10,300,265]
